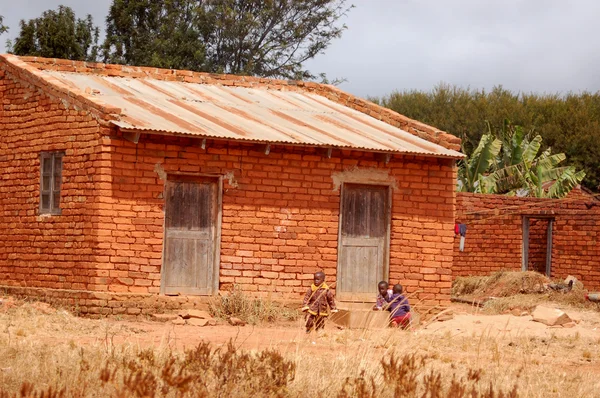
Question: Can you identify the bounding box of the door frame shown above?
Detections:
[521,215,554,277]
[336,181,392,302]
[160,172,223,295]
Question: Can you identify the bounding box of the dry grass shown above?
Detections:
[452,271,551,298]
[2,295,600,397]
[453,271,600,314]
[208,287,300,324]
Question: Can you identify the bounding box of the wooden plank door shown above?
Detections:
[162,176,220,295]
[337,183,391,301]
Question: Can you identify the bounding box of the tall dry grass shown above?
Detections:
[208,287,300,324]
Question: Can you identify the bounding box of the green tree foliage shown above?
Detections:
[103,0,208,71]
[103,0,351,79]
[0,15,8,35]
[8,6,99,61]
[458,121,586,198]
[379,84,600,190]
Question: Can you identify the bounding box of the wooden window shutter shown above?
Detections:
[40,152,63,215]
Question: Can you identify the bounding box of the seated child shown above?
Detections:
[373,280,393,311]
[301,271,338,333]
[388,284,411,329]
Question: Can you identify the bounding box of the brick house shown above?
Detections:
[454,190,600,289]
[0,55,463,316]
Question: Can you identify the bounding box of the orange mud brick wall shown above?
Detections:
[0,61,105,291]
[455,193,600,290]
[98,134,456,305]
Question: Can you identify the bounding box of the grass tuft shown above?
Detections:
[208,287,300,324]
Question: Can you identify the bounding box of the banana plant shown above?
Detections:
[457,133,502,193]
[458,120,586,198]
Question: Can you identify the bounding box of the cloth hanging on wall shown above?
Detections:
[456,223,467,252]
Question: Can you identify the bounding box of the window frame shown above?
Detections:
[39,152,64,215]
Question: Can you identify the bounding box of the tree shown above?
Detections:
[379,85,600,190]
[103,0,208,71]
[103,0,351,79]
[8,6,99,62]
[457,133,501,193]
[0,15,7,35]
[485,122,586,198]
[458,121,586,198]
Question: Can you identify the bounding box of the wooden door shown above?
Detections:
[337,183,390,301]
[162,176,220,295]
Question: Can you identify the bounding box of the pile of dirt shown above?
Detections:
[451,271,597,314]
[453,271,551,298]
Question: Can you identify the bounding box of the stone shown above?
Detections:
[172,317,185,325]
[563,322,576,328]
[229,317,246,326]
[179,309,212,320]
[436,314,454,322]
[565,275,579,286]
[207,319,217,326]
[510,308,522,317]
[187,318,209,327]
[151,314,178,322]
[532,305,572,326]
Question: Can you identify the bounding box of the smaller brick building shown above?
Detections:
[454,190,600,290]
[0,55,463,316]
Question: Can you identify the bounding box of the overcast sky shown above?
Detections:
[2,0,600,98]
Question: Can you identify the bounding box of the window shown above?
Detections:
[40,152,63,215]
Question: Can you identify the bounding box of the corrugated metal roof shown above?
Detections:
[43,70,463,158]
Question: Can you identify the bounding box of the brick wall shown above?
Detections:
[455,193,600,290]
[0,63,105,291]
[93,133,456,305]
[528,218,549,274]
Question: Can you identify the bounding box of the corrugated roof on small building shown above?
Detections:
[0,55,464,159]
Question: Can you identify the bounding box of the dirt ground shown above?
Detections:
[2,296,600,396]
[3,298,600,351]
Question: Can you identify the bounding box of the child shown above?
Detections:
[301,271,338,333]
[373,280,393,311]
[388,284,411,329]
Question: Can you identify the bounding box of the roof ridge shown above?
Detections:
[1,54,461,151]
[0,54,121,120]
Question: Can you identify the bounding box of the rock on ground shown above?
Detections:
[179,310,213,320]
[151,314,179,322]
[229,317,246,326]
[532,305,572,326]
[187,318,210,327]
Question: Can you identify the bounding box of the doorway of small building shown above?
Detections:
[161,175,222,295]
[337,183,391,302]
[522,216,554,277]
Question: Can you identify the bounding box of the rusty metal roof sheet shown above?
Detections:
[43,70,463,158]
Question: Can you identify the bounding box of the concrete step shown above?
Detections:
[336,301,376,311]
[330,309,390,329]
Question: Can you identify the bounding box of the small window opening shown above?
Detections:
[40,152,63,215]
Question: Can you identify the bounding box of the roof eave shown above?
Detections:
[114,125,465,160]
